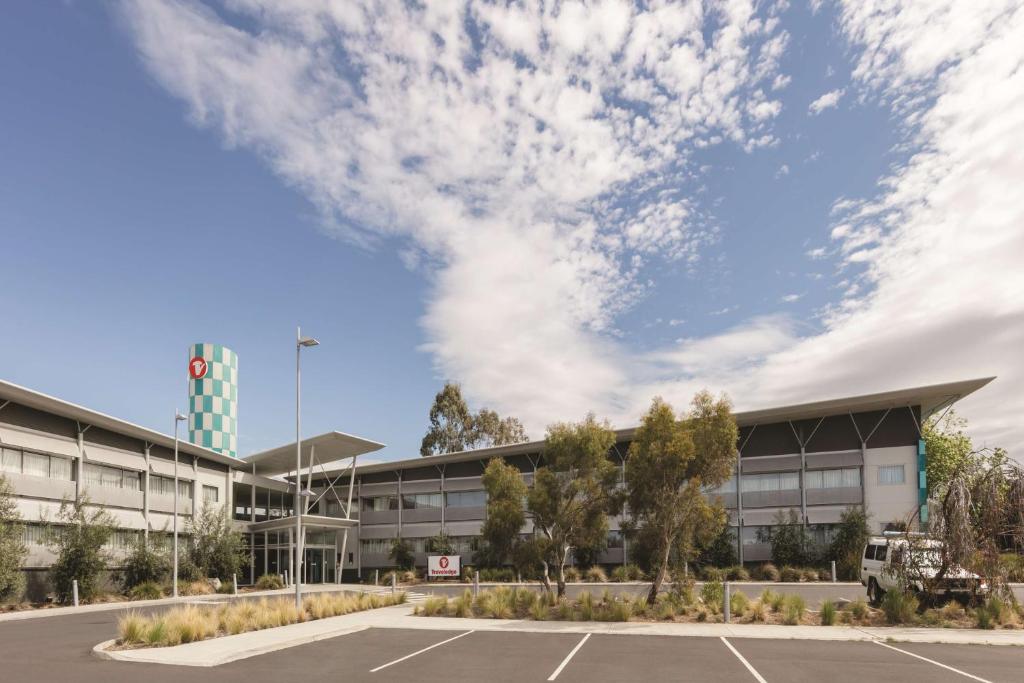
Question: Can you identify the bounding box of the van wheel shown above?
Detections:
[868,579,885,606]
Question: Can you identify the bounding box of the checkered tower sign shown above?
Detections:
[188,343,238,458]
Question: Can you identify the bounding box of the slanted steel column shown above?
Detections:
[143,443,152,539]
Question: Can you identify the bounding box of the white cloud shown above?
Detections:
[118,0,1024,456]
[780,293,803,303]
[808,88,846,114]
[775,163,790,178]
[806,246,828,259]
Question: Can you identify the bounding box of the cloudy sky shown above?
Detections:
[2,0,1021,460]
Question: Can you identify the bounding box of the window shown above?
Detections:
[606,530,624,548]
[1,447,74,481]
[84,463,142,490]
[876,544,888,561]
[402,493,442,510]
[741,472,800,493]
[361,496,398,512]
[22,524,47,546]
[203,485,219,503]
[150,475,193,499]
[704,477,737,495]
[864,545,876,560]
[326,500,343,517]
[446,490,487,507]
[105,529,142,552]
[805,468,861,489]
[877,465,906,485]
[360,538,393,554]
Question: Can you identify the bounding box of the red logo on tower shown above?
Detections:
[189,356,208,380]
[439,556,449,569]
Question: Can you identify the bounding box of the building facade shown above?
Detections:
[0,376,991,596]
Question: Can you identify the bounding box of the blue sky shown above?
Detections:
[2,1,1021,461]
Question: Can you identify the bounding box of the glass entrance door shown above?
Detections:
[305,548,323,584]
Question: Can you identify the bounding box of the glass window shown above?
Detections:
[151,474,192,497]
[876,544,888,561]
[178,479,193,499]
[607,530,624,548]
[122,470,141,491]
[360,538,392,555]
[741,526,769,545]
[22,523,47,546]
[22,452,49,478]
[864,545,876,560]
[805,467,861,489]
[203,485,219,503]
[741,472,800,493]
[878,465,906,485]
[446,490,487,507]
[705,477,737,494]
[86,463,141,490]
[361,496,398,512]
[402,493,442,510]
[0,448,20,473]
[50,456,73,481]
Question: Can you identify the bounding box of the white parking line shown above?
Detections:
[720,637,767,683]
[547,633,591,681]
[873,641,993,682]
[369,630,475,673]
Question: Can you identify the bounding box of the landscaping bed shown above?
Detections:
[415,584,1024,630]
[113,591,407,648]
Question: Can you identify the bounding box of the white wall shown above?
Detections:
[863,445,919,531]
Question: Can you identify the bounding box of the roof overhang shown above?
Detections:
[243,431,386,476]
[247,514,357,533]
[0,379,248,470]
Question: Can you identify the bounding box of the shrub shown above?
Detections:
[181,580,214,596]
[975,606,993,629]
[999,553,1024,582]
[578,591,594,620]
[802,568,820,582]
[975,596,1010,628]
[670,574,696,606]
[701,566,725,582]
[768,510,812,567]
[818,568,833,582]
[626,564,645,581]
[730,590,749,615]
[128,581,163,600]
[421,596,448,616]
[585,566,608,583]
[847,598,869,621]
[747,600,766,622]
[388,538,415,571]
[820,599,837,625]
[700,579,724,613]
[757,563,780,582]
[881,590,919,625]
[117,611,147,645]
[727,566,751,581]
[451,589,473,618]
[610,566,628,582]
[782,595,806,625]
[529,599,549,620]
[564,567,581,582]
[186,503,246,582]
[120,536,170,592]
[656,600,676,620]
[256,574,284,591]
[555,599,573,620]
[779,566,802,582]
[607,599,632,622]
[829,508,871,581]
[0,476,28,602]
[47,498,114,603]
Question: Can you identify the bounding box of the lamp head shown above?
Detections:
[298,337,320,348]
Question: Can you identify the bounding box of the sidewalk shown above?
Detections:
[0,583,388,623]
[94,603,1024,667]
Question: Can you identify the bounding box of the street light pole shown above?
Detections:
[172,410,186,598]
[295,327,319,610]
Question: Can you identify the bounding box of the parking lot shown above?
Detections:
[4,598,1024,683]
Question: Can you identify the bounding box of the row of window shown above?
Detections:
[361,490,488,512]
[740,523,839,547]
[1,447,73,480]
[708,465,903,495]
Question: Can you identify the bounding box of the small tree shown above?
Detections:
[425,530,455,555]
[389,538,415,570]
[828,508,871,580]
[626,393,738,604]
[0,476,28,601]
[698,526,739,568]
[765,509,810,567]
[924,410,976,497]
[186,503,245,581]
[119,534,170,591]
[528,414,621,597]
[47,497,114,604]
[480,458,527,566]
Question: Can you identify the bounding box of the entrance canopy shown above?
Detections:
[247,514,357,533]
[243,431,385,476]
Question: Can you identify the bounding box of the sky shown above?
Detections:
[1,0,1022,463]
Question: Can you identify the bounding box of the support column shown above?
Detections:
[143,444,151,539]
[191,456,198,517]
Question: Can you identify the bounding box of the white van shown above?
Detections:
[860,535,984,604]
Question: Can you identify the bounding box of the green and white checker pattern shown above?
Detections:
[188,343,238,458]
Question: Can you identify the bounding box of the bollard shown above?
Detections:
[831,560,837,583]
[375,569,379,586]
[233,574,238,595]
[723,581,731,623]
[391,571,397,595]
[72,579,79,607]
[473,570,480,598]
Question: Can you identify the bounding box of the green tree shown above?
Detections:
[186,503,245,581]
[420,383,529,456]
[626,392,738,604]
[698,526,738,568]
[924,410,975,496]
[425,530,455,555]
[828,507,871,580]
[528,414,621,597]
[47,497,114,604]
[0,476,28,601]
[480,458,527,566]
[389,538,415,570]
[119,534,170,591]
[765,509,810,567]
